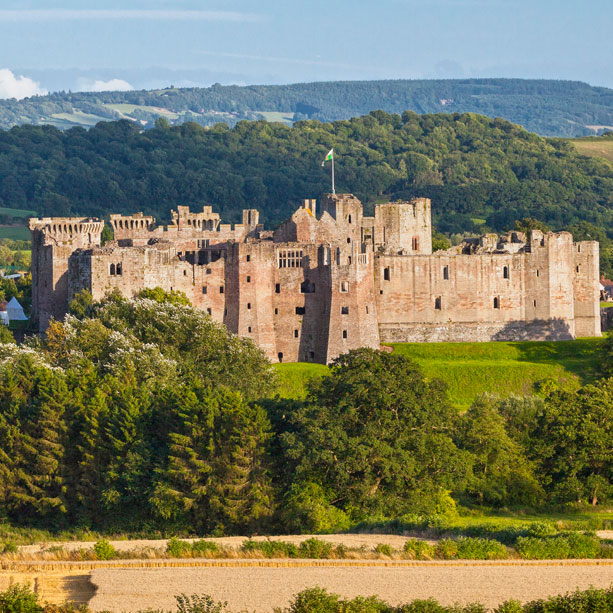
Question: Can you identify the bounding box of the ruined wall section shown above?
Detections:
[573,240,601,337]
[376,231,582,342]
[373,198,432,255]
[29,217,103,331]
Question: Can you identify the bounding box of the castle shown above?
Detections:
[29,194,600,363]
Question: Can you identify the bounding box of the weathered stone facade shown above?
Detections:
[29,194,600,363]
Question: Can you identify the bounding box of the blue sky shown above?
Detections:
[0,0,611,96]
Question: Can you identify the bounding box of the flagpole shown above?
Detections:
[331,151,335,194]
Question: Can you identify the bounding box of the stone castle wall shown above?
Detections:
[30,194,601,363]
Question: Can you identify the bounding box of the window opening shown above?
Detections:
[295,306,305,315]
[341,306,349,315]
[435,296,442,310]
[443,266,449,280]
[494,297,500,309]
[342,330,347,339]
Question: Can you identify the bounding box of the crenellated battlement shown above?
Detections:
[29,217,104,246]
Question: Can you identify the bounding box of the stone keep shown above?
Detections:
[29,194,600,363]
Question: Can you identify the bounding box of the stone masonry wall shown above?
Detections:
[33,194,601,362]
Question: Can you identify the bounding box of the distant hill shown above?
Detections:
[1,78,613,137]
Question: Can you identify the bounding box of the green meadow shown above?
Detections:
[568,135,613,163]
[0,226,30,240]
[274,338,604,409]
[0,206,36,218]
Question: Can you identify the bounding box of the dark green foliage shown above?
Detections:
[0,110,612,245]
[458,397,542,506]
[505,379,613,505]
[280,348,472,520]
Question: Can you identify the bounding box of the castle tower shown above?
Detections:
[374,198,432,255]
[29,217,104,332]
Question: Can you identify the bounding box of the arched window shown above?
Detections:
[109,263,116,276]
[503,266,509,279]
[116,263,122,276]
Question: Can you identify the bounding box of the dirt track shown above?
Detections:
[88,562,613,612]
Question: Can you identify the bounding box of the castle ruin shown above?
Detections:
[29,194,601,363]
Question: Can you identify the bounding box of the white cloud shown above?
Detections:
[0,10,259,22]
[78,78,134,93]
[0,69,47,100]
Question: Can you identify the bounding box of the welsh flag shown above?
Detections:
[321,148,333,166]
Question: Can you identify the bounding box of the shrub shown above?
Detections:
[93,539,116,561]
[175,593,228,613]
[494,601,523,613]
[374,543,393,556]
[516,532,599,560]
[166,537,192,558]
[298,538,333,559]
[434,539,459,560]
[522,586,613,612]
[598,540,613,559]
[284,587,339,613]
[241,539,299,558]
[525,521,557,538]
[454,537,508,560]
[0,584,42,613]
[403,539,435,560]
[1,541,18,554]
[191,540,219,556]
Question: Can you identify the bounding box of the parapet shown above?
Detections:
[171,205,220,231]
[29,217,104,245]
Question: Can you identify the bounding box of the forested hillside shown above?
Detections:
[1,78,613,136]
[1,111,612,244]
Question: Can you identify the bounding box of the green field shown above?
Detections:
[274,339,603,409]
[105,103,179,119]
[273,362,329,399]
[569,136,613,163]
[0,226,30,240]
[258,111,294,124]
[0,206,36,218]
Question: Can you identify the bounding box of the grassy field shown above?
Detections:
[0,226,30,240]
[105,104,179,119]
[258,111,294,124]
[568,136,613,163]
[273,362,329,399]
[0,206,36,218]
[274,339,603,409]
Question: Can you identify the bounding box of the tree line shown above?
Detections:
[1,78,613,136]
[0,289,610,534]
[0,111,612,262]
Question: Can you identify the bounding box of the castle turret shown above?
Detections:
[29,217,104,331]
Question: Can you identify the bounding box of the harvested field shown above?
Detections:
[89,562,613,612]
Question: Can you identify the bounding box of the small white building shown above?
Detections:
[6,297,27,322]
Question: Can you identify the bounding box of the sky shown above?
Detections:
[0,0,611,98]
